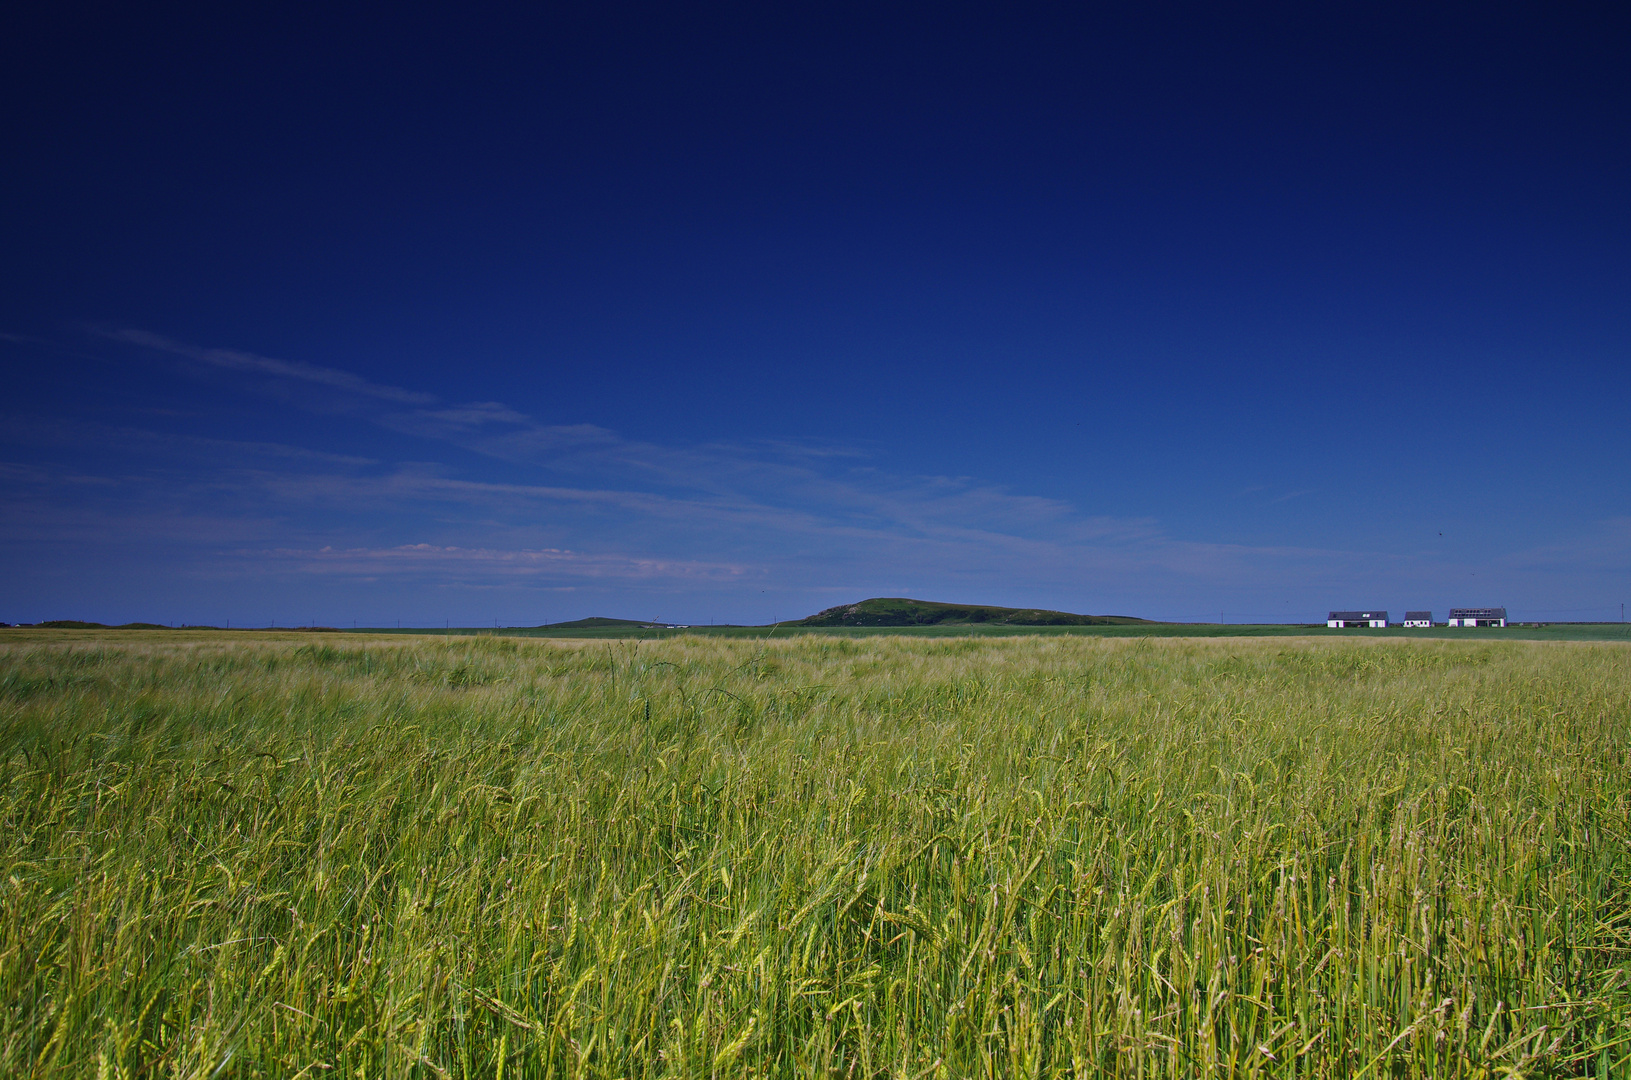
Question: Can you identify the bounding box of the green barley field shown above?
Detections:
[2,631,1629,1078]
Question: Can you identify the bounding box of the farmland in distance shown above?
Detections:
[2,630,1628,1077]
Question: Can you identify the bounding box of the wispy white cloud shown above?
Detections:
[1267,489,1317,504]
[388,401,532,435]
[109,329,439,405]
[106,328,1174,551]
[12,332,1404,602]
[241,543,756,584]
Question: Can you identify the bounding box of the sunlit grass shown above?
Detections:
[2,632,1628,1077]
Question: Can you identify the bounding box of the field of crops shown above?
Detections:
[2,631,1628,1078]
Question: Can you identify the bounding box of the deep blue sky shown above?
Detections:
[3,3,1629,625]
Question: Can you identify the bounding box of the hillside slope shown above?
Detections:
[795,598,1151,628]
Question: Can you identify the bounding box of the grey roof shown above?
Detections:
[1405,611,1432,619]
[1449,607,1506,618]
[1329,611,1387,620]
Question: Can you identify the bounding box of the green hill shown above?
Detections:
[537,617,665,630]
[795,598,1152,628]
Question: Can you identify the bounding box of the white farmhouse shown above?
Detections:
[1328,610,1388,628]
[1448,607,1506,627]
[1403,611,1433,628]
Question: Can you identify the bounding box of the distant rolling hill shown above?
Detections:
[794,598,1152,628]
[537,617,668,630]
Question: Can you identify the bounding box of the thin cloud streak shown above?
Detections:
[244,544,755,584]
[110,329,439,405]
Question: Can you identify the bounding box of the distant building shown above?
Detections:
[1328,610,1388,628]
[1403,611,1433,628]
[1448,607,1506,627]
